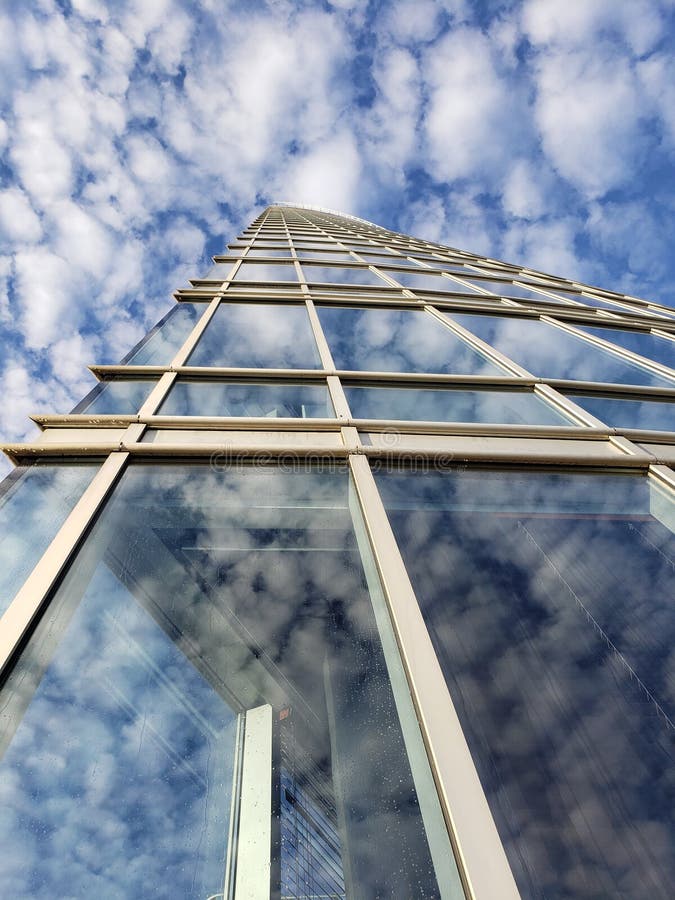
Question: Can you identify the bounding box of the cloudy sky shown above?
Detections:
[1,0,675,458]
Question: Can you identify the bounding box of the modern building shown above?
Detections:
[0,203,674,899]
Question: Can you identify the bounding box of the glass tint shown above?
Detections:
[0,464,459,898]
[125,303,202,366]
[74,379,157,415]
[159,380,334,418]
[318,306,506,375]
[188,304,320,369]
[232,263,298,282]
[200,262,236,281]
[384,271,480,293]
[0,463,96,618]
[464,278,553,300]
[447,313,675,386]
[345,385,570,425]
[376,468,675,899]
[576,325,675,371]
[296,251,355,262]
[568,393,675,430]
[300,265,389,286]
[245,248,293,257]
[359,254,424,268]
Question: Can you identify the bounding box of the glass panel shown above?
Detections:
[188,304,321,369]
[0,463,97,618]
[447,313,675,387]
[73,379,157,415]
[232,263,298,282]
[125,303,202,366]
[318,306,506,375]
[200,262,236,281]
[376,468,675,898]
[384,270,480,293]
[300,265,389,286]
[0,464,460,898]
[576,325,675,371]
[345,385,571,425]
[568,393,675,430]
[296,251,355,262]
[245,248,293,257]
[358,254,424,268]
[464,278,555,300]
[159,380,334,418]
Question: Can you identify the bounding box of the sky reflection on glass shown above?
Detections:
[299,265,390,286]
[74,379,157,415]
[446,313,675,386]
[232,263,298,282]
[567,393,675,430]
[576,324,675,371]
[0,464,96,619]
[385,270,481,292]
[0,464,448,898]
[345,385,570,425]
[318,306,506,375]
[188,304,320,369]
[376,468,675,899]
[125,303,202,366]
[159,381,334,418]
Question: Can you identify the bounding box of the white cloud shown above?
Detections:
[277,130,362,212]
[532,49,645,197]
[386,0,443,44]
[422,27,519,183]
[501,160,550,220]
[0,188,42,243]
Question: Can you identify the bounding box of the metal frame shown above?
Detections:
[2,204,675,899]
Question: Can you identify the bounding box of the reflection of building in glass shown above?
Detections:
[1,203,675,899]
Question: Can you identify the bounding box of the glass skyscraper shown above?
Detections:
[1,204,674,899]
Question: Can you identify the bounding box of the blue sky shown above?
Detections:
[1,0,675,459]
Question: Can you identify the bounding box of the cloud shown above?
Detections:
[0,189,42,243]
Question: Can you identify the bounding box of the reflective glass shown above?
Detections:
[385,271,480,293]
[125,303,202,366]
[376,468,675,899]
[200,262,236,281]
[245,248,292,257]
[300,265,390,286]
[0,463,97,618]
[188,304,320,369]
[296,251,354,262]
[0,464,459,898]
[73,379,157,415]
[318,306,506,375]
[464,278,556,300]
[345,384,570,424]
[232,263,298,282]
[358,254,424,268]
[567,393,675,430]
[159,380,334,418]
[576,325,675,371]
[447,313,675,386]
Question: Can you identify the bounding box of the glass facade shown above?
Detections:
[1,204,674,899]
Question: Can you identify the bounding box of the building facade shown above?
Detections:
[0,204,674,898]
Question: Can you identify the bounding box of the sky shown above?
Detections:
[1,0,675,461]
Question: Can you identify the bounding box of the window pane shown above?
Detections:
[300,265,390,286]
[0,463,97,618]
[159,380,334,418]
[576,325,675,371]
[447,313,674,386]
[568,393,675,430]
[232,263,298,282]
[318,306,506,375]
[73,380,157,415]
[200,262,236,281]
[188,304,321,369]
[384,271,480,293]
[125,303,202,365]
[296,251,355,262]
[245,248,293,257]
[0,464,459,898]
[462,278,553,300]
[358,254,424,268]
[345,385,570,425]
[376,468,675,898]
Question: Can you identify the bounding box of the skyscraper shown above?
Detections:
[0,203,674,898]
